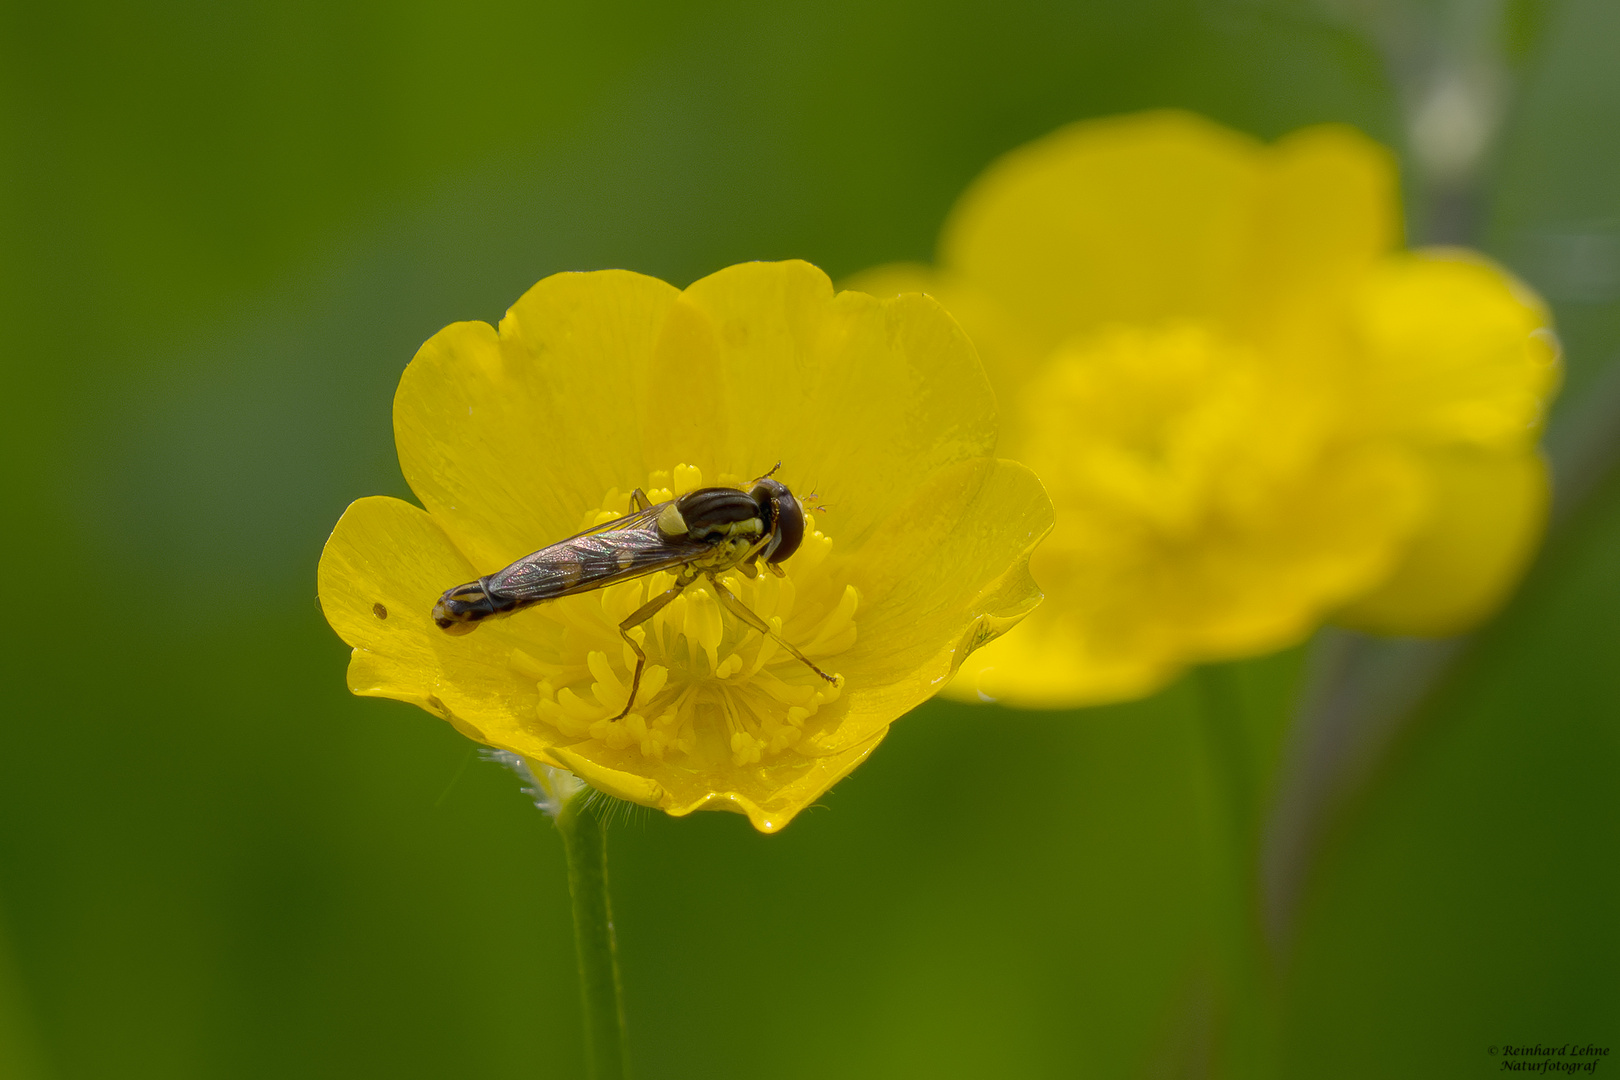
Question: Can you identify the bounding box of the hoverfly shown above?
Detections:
[432,466,837,720]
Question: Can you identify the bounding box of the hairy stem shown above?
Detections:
[555,798,629,1080]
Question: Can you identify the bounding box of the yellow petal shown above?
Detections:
[649,260,999,546]
[1242,124,1400,350]
[841,263,1052,406]
[941,596,1176,709]
[947,440,1424,709]
[558,729,887,834]
[394,270,682,572]
[838,262,942,304]
[920,111,1398,418]
[823,456,1054,740]
[1352,250,1560,449]
[941,111,1265,352]
[316,495,556,752]
[1336,448,1550,636]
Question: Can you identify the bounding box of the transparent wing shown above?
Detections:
[553,500,666,543]
[484,525,711,604]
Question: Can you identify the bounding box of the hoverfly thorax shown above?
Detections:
[656,487,763,542]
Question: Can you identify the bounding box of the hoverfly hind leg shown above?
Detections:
[610,573,695,721]
[629,487,653,512]
[707,574,838,684]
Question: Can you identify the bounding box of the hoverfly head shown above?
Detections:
[752,477,804,564]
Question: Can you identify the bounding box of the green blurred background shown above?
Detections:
[3,1,1617,1076]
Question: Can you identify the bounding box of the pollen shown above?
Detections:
[513,465,856,767]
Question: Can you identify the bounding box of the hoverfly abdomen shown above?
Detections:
[432,576,514,635]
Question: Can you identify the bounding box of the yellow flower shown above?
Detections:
[317,260,1052,830]
[852,112,1558,707]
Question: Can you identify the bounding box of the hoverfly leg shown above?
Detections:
[629,488,653,512]
[706,573,838,684]
[610,572,695,721]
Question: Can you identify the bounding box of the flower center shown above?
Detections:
[507,465,856,766]
[1017,321,1334,545]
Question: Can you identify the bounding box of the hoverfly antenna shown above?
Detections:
[797,485,829,513]
[754,461,783,482]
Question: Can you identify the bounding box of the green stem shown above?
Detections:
[555,798,629,1080]
[1193,663,1278,1079]
[1195,664,1255,851]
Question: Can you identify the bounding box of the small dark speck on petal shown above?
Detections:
[373,603,388,619]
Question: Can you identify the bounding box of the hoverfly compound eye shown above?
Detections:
[753,478,804,564]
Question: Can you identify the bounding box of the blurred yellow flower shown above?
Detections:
[853,112,1558,707]
[318,260,1052,830]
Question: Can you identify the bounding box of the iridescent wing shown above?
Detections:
[483,522,712,605]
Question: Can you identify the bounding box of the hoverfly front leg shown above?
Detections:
[707,572,839,685]
[611,570,697,721]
